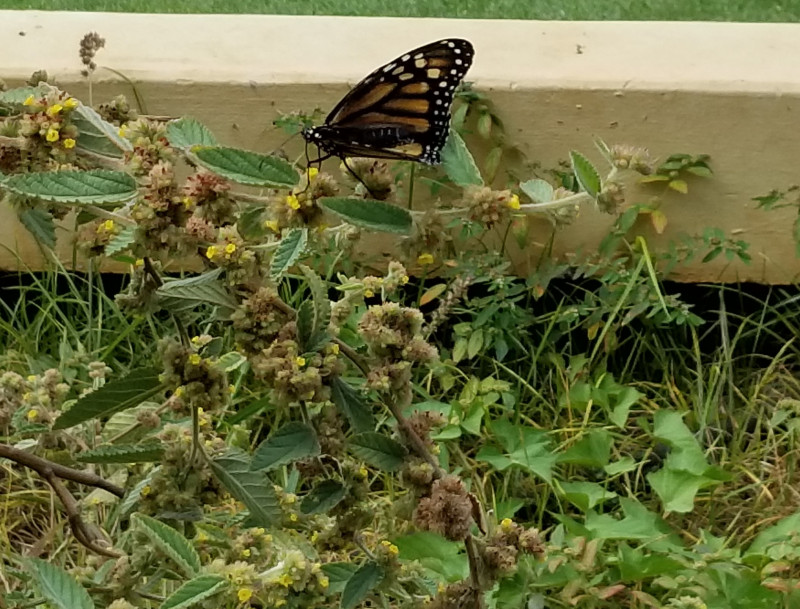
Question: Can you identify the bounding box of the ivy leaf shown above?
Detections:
[160,575,227,609]
[441,129,483,187]
[269,227,308,279]
[301,479,347,514]
[349,432,407,471]
[192,146,298,188]
[321,197,412,234]
[341,561,385,609]
[53,368,164,430]
[251,422,320,471]
[331,377,376,433]
[166,117,218,149]
[131,513,201,577]
[26,558,93,609]
[18,207,56,248]
[2,169,137,204]
[210,449,281,526]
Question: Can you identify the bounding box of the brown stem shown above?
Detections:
[0,443,124,557]
[385,397,445,479]
[464,534,485,608]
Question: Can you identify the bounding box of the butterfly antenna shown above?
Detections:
[269,131,300,157]
[342,157,379,199]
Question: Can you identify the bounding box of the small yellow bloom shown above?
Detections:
[229,384,235,394]
[118,125,128,138]
[237,587,253,602]
[196,531,208,542]
[417,253,434,266]
[64,97,79,110]
[189,354,202,365]
[319,576,329,589]
[205,245,218,259]
[135,258,144,267]
[182,196,194,209]
[224,242,237,255]
[45,128,59,142]
[26,375,37,382]
[275,600,287,608]
[241,548,251,557]
[388,543,399,555]
[277,573,293,587]
[46,104,63,118]
[330,343,340,355]
[141,485,151,497]
[26,409,38,421]
[62,138,76,149]
[295,356,306,367]
[286,194,301,210]
[500,517,514,530]
[311,531,319,543]
[507,194,521,210]
[23,95,36,106]
[174,387,184,398]
[284,493,297,504]
[264,220,280,233]
[364,289,374,298]
[102,219,115,231]
[401,275,409,284]
[358,465,368,478]
[264,534,273,543]
[289,513,298,522]
[308,167,319,180]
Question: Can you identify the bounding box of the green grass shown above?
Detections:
[0,0,799,21]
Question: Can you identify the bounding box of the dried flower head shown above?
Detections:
[413,475,474,541]
[79,32,106,77]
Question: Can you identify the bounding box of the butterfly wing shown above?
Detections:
[308,38,474,165]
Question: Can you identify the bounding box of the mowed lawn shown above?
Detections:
[0,0,799,21]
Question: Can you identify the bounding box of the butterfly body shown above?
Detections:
[303,38,474,167]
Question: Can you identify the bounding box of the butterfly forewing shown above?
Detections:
[306,38,474,165]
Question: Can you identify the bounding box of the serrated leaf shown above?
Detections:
[322,197,412,235]
[270,227,308,280]
[156,268,238,311]
[132,513,201,577]
[0,86,46,106]
[27,558,93,609]
[167,117,218,149]
[321,562,358,594]
[216,351,247,372]
[72,104,132,158]
[105,224,137,257]
[53,368,164,430]
[298,265,331,351]
[331,377,376,433]
[251,422,320,471]
[441,129,483,187]
[77,441,163,463]
[192,146,298,188]
[349,432,407,471]
[341,561,385,609]
[19,207,56,248]
[570,151,601,198]
[520,179,554,203]
[160,575,227,609]
[211,449,281,526]
[420,283,447,306]
[301,479,347,514]
[121,470,158,517]
[2,169,137,204]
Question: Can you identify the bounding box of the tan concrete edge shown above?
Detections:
[1,11,800,282]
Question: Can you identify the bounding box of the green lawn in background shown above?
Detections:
[0,0,799,21]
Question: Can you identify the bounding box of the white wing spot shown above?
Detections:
[415,58,426,68]
[383,63,396,72]
[401,54,411,61]
[448,42,455,48]
[414,52,424,59]
[455,59,463,65]
[392,66,405,75]
[450,69,458,75]
[439,81,448,88]
[427,68,441,79]
[454,49,461,54]
[399,72,414,81]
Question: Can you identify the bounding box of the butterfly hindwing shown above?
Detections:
[304,38,474,165]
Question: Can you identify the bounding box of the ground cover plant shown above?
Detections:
[0,33,799,609]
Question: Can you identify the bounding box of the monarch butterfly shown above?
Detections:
[302,38,475,172]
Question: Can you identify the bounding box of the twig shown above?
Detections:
[0,443,123,557]
[464,534,485,609]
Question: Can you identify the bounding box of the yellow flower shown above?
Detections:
[364,289,374,298]
[275,600,287,608]
[182,196,194,209]
[241,548,251,557]
[264,220,280,233]
[26,375,37,382]
[23,95,35,106]
[358,465,368,478]
[417,253,434,266]
[507,194,521,210]
[284,493,297,504]
[311,531,319,543]
[229,384,235,394]
[224,243,237,255]
[135,258,144,267]
[308,167,319,180]
[237,587,253,602]
[289,513,298,522]
[330,343,340,355]
[141,485,151,497]
[286,194,301,210]
[277,573,293,587]
[319,576,329,589]
[63,97,79,110]
[62,138,76,149]
[264,534,273,543]
[118,125,128,138]
[205,245,218,259]
[189,354,202,365]
[196,531,208,542]
[401,275,409,284]
[45,128,59,142]
[26,409,38,421]
[500,517,514,531]
[295,356,306,367]
[46,104,63,118]
[174,386,184,397]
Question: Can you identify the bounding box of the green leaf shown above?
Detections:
[160,575,227,609]
[322,197,412,235]
[131,513,201,577]
[747,510,800,556]
[53,368,164,430]
[210,449,281,526]
[585,498,672,541]
[349,432,407,471]
[560,481,617,512]
[646,467,708,514]
[121,470,157,517]
[467,329,484,359]
[19,207,56,248]
[77,441,164,464]
[167,117,218,149]
[331,377,376,433]
[652,410,706,473]
[105,224,137,257]
[2,169,137,204]
[441,129,483,187]
[215,351,247,372]
[251,422,320,471]
[156,268,238,311]
[520,179,554,203]
[269,227,308,280]
[609,387,641,428]
[393,532,468,582]
[27,558,93,609]
[297,265,331,352]
[604,456,637,476]
[321,562,358,594]
[72,104,132,158]
[301,479,347,514]
[0,86,46,106]
[192,146,298,188]
[570,150,601,198]
[341,561,385,609]
[559,430,612,468]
